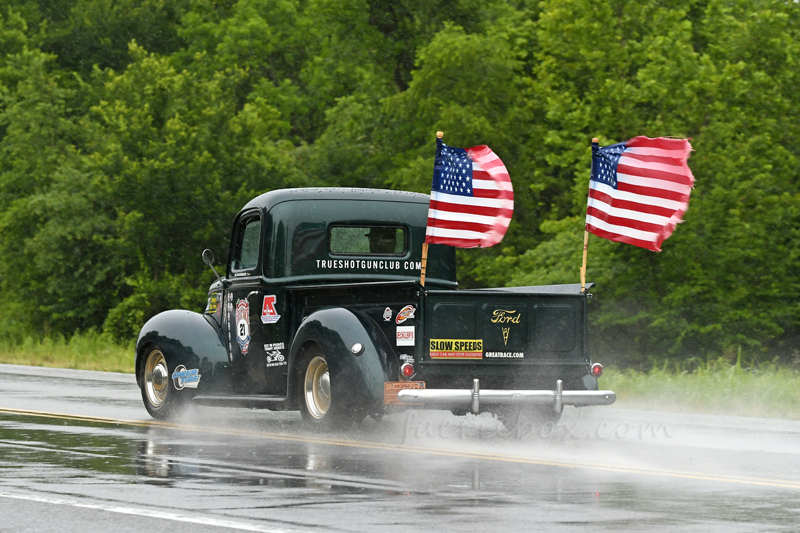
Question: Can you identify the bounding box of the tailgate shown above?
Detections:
[422,286,589,365]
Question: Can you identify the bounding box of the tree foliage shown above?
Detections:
[0,0,799,364]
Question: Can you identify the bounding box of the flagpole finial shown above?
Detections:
[592,137,599,144]
[436,131,444,139]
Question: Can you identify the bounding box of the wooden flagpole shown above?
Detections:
[581,137,599,293]
[420,242,429,287]
[580,229,589,293]
[421,130,444,287]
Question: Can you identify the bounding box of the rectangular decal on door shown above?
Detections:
[429,339,483,360]
[261,295,281,324]
[236,298,251,355]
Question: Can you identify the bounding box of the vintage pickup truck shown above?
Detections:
[135,188,615,426]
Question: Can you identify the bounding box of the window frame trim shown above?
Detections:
[230,209,263,275]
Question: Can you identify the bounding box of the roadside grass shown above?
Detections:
[603,361,800,419]
[0,332,134,373]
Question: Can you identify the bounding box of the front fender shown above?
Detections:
[288,307,395,410]
[135,310,231,394]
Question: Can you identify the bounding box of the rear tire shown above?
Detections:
[140,346,186,420]
[296,345,365,427]
[303,355,332,420]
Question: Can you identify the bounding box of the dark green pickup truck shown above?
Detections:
[135,188,615,426]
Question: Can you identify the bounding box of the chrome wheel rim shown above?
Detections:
[144,349,169,408]
[304,356,331,419]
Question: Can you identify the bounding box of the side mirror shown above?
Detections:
[202,249,223,286]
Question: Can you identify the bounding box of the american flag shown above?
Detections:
[586,136,694,252]
[426,139,513,248]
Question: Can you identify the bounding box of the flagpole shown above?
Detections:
[421,130,444,287]
[580,229,589,293]
[420,242,429,286]
[581,137,599,293]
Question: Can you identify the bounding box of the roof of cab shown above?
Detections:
[242,187,430,212]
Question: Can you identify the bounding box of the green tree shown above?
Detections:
[0,45,118,335]
[504,0,800,362]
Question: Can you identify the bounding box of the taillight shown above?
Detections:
[591,363,603,378]
[401,363,415,378]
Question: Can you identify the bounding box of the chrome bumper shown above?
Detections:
[396,379,616,414]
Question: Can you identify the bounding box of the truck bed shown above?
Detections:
[419,283,595,391]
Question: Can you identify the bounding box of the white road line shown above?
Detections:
[0,490,309,533]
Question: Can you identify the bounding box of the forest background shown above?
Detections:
[0,0,798,369]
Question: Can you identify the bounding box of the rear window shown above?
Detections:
[329,226,406,256]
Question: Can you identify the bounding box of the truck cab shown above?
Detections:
[135,188,614,426]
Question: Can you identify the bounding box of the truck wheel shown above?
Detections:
[303,355,332,420]
[297,347,364,427]
[140,346,185,420]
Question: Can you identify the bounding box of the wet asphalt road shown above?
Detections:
[1,364,800,532]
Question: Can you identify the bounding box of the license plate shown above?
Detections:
[384,381,426,405]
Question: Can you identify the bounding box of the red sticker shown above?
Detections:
[261,295,281,324]
[396,305,416,324]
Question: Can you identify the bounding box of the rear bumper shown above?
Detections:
[396,379,615,414]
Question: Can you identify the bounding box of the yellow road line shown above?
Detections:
[2,406,800,490]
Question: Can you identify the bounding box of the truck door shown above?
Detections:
[226,210,270,394]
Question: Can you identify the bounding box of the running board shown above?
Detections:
[192,395,287,409]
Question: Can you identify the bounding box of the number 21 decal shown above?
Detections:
[235,298,251,354]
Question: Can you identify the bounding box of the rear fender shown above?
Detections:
[135,310,231,394]
[288,307,395,409]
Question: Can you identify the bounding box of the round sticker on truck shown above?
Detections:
[395,305,416,324]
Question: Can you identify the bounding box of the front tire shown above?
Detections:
[140,346,185,420]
